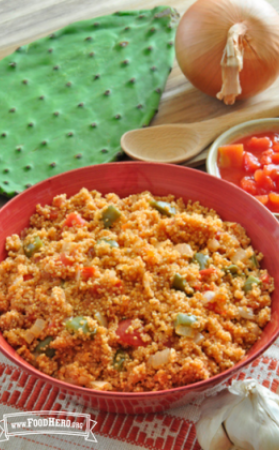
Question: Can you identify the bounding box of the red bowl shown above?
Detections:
[0,162,279,414]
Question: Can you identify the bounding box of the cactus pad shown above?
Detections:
[0,6,177,196]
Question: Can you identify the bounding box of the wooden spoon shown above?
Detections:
[121,99,279,164]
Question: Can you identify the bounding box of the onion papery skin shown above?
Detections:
[175,0,279,103]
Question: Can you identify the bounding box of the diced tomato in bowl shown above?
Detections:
[216,131,279,213]
[248,136,272,151]
[243,152,261,172]
[240,177,257,195]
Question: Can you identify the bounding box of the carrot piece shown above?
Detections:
[218,144,244,168]
[273,142,279,152]
[255,195,269,205]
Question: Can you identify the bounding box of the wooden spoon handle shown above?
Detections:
[199,99,279,145]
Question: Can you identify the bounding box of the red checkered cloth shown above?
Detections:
[0,338,278,450]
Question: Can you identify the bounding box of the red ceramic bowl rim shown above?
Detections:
[0,161,278,398]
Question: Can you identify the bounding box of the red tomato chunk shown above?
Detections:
[116,319,148,347]
[217,131,279,213]
[63,212,87,227]
[248,136,272,151]
[80,267,96,280]
[240,177,257,195]
[218,144,244,168]
[243,152,261,172]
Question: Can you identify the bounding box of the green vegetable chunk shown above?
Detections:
[174,313,197,327]
[224,265,239,275]
[150,200,176,217]
[174,313,197,337]
[193,253,209,270]
[66,316,97,336]
[172,273,186,291]
[102,205,121,228]
[24,236,43,257]
[97,238,119,248]
[35,336,55,358]
[113,349,128,372]
[0,7,177,196]
[250,254,259,269]
[244,275,261,293]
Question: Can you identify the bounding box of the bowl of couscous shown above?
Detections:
[0,162,278,414]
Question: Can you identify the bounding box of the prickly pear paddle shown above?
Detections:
[0,7,177,196]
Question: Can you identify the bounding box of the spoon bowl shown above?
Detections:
[121,124,203,163]
[121,99,279,163]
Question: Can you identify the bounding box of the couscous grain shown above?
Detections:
[0,189,273,391]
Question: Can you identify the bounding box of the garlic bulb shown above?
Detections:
[196,378,279,450]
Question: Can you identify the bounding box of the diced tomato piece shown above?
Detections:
[248,136,272,151]
[163,337,173,348]
[263,164,279,181]
[271,153,279,164]
[60,253,74,266]
[255,195,269,206]
[269,192,279,207]
[215,231,221,241]
[49,209,59,220]
[80,266,96,280]
[199,268,216,278]
[254,170,275,192]
[259,149,274,166]
[23,274,33,281]
[243,152,261,172]
[206,301,226,316]
[63,212,87,228]
[53,196,65,208]
[114,279,123,289]
[116,319,148,347]
[193,281,202,291]
[218,144,244,168]
[260,274,271,285]
[273,142,279,152]
[240,177,257,195]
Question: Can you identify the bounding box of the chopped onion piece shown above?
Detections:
[95,312,108,328]
[31,319,46,335]
[91,380,110,390]
[24,330,36,344]
[24,318,46,344]
[207,238,220,252]
[75,268,81,283]
[202,291,216,303]
[148,348,171,369]
[231,248,247,264]
[175,325,195,337]
[238,307,256,320]
[175,243,194,257]
[193,332,204,344]
[78,375,91,385]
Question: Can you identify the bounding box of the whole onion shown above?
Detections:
[175,0,279,104]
